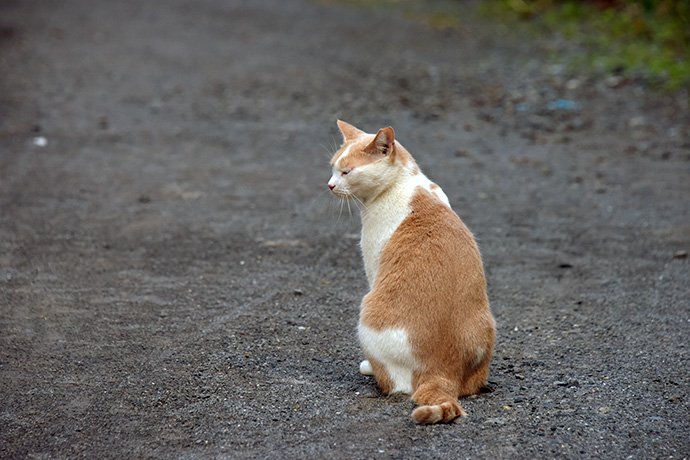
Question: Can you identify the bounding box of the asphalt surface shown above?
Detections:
[1,0,689,459]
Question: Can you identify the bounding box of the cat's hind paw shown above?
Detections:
[359,360,374,375]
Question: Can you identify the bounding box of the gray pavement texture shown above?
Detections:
[1,0,689,459]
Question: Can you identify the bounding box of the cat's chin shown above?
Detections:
[331,190,354,200]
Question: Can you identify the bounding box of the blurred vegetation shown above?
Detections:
[318,0,465,28]
[321,0,690,91]
[479,0,690,90]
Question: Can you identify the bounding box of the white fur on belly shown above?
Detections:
[358,325,418,394]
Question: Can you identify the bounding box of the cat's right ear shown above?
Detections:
[337,120,365,142]
[365,126,395,157]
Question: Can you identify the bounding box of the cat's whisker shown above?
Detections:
[336,197,345,225]
[351,195,368,214]
[320,144,335,161]
[348,194,359,214]
[316,188,333,200]
[329,134,339,154]
[321,135,342,161]
[317,188,338,219]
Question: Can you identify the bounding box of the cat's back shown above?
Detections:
[377,186,484,289]
[389,186,479,264]
[362,186,489,329]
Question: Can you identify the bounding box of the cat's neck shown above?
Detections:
[359,170,435,286]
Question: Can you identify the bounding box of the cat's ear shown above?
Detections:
[337,120,365,141]
[365,127,395,157]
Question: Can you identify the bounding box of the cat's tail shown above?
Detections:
[411,377,466,424]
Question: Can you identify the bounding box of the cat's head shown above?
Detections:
[328,120,416,202]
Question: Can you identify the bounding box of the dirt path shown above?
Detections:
[1,0,688,458]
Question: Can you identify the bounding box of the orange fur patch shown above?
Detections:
[332,123,414,171]
[360,187,496,422]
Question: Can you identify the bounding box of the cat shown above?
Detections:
[328,120,496,424]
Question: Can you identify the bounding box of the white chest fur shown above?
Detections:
[360,198,408,286]
[359,172,449,286]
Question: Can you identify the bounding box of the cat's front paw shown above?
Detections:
[359,360,374,375]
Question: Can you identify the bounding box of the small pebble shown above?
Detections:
[485,417,507,425]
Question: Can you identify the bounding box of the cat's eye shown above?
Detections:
[341,169,351,176]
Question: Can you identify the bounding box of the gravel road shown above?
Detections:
[1,0,688,458]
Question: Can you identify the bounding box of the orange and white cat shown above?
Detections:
[328,120,496,424]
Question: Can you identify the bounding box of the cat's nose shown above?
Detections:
[328,183,335,190]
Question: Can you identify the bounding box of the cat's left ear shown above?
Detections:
[337,120,366,142]
[365,127,395,157]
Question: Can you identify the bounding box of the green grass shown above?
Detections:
[321,0,690,91]
[479,0,690,91]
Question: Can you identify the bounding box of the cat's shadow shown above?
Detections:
[383,393,410,405]
[480,381,498,394]
[360,381,498,404]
